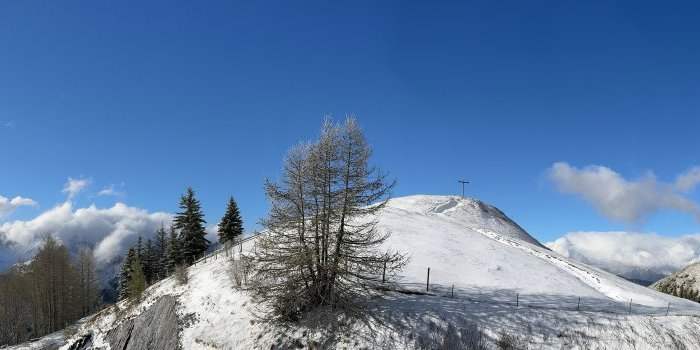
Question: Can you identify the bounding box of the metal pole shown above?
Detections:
[516,293,519,308]
[451,284,454,298]
[666,303,670,316]
[426,267,430,292]
[577,297,581,311]
[628,299,632,314]
[458,180,470,198]
[382,261,386,283]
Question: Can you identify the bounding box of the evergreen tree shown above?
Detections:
[218,196,244,244]
[154,224,168,280]
[118,248,136,300]
[135,236,144,262]
[174,187,209,265]
[128,255,146,300]
[166,225,181,275]
[143,239,154,284]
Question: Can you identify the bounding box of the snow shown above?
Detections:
[24,194,700,349]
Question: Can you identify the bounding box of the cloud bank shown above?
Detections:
[0,195,37,218]
[547,231,700,282]
[0,201,172,268]
[549,162,700,224]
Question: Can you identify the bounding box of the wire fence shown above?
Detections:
[190,233,700,319]
[390,266,700,318]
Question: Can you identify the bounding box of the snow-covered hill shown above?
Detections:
[380,196,700,310]
[14,195,700,349]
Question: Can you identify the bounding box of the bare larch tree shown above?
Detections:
[252,117,406,320]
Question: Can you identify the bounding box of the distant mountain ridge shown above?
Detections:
[652,262,700,302]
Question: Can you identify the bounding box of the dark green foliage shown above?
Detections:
[128,255,146,299]
[218,196,244,244]
[657,280,700,303]
[143,239,155,284]
[174,187,209,265]
[118,248,136,301]
[154,225,168,280]
[135,236,143,262]
[166,225,182,274]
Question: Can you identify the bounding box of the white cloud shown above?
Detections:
[98,184,125,197]
[547,231,700,282]
[549,162,700,224]
[0,201,172,266]
[675,166,700,193]
[62,177,91,199]
[0,195,37,218]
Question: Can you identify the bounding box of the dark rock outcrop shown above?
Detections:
[104,295,180,350]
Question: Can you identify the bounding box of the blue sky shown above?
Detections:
[2,0,700,247]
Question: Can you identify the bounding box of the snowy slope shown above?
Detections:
[17,194,700,350]
[381,195,700,310]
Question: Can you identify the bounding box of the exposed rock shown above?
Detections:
[104,295,180,350]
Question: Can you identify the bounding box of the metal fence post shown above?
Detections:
[628,299,632,314]
[382,261,386,283]
[426,267,430,292]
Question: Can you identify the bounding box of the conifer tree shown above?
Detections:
[154,225,168,280]
[166,226,181,275]
[174,187,209,265]
[143,239,154,284]
[218,196,244,244]
[118,248,136,300]
[135,236,143,262]
[128,255,146,300]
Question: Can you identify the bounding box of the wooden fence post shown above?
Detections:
[577,296,581,311]
[516,293,519,308]
[451,284,454,298]
[666,302,670,316]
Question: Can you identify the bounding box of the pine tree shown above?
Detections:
[118,248,136,300]
[218,196,244,244]
[174,187,209,265]
[166,225,181,275]
[154,224,168,280]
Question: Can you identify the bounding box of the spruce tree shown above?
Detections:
[135,236,143,262]
[128,255,146,300]
[166,225,181,275]
[143,239,154,285]
[174,187,209,265]
[218,196,244,244]
[154,225,168,280]
[118,248,136,300]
